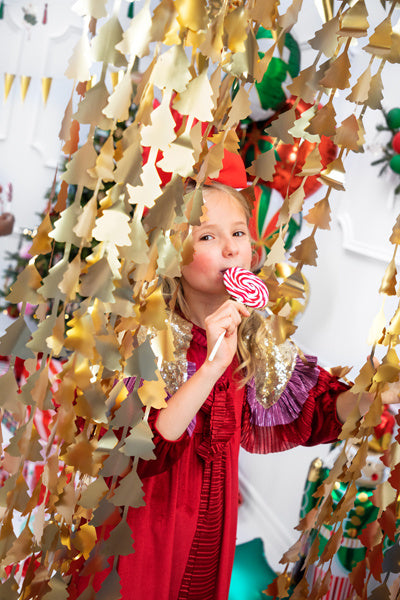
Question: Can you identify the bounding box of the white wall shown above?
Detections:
[1,0,400,574]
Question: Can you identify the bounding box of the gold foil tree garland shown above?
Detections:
[1,0,400,597]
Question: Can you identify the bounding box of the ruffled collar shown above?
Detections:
[190,321,207,348]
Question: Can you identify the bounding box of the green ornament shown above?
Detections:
[390,154,400,174]
[229,538,275,600]
[127,2,134,18]
[386,108,400,130]
[254,28,301,113]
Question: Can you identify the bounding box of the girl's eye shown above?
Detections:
[199,234,213,241]
[233,230,246,237]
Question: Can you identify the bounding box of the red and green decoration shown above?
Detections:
[240,97,338,200]
[0,102,138,320]
[239,120,274,167]
[372,107,400,193]
[254,27,301,113]
[249,183,302,272]
[234,27,301,122]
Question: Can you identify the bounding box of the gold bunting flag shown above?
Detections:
[19,74,31,102]
[41,76,52,105]
[3,72,15,101]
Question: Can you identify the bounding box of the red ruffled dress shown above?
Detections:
[69,322,347,600]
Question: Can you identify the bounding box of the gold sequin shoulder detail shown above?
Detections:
[137,311,193,396]
[159,312,193,396]
[248,313,298,409]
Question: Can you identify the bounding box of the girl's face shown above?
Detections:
[181,188,252,301]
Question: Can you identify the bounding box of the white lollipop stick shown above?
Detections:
[208,331,225,362]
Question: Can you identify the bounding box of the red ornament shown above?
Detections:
[239,121,274,169]
[392,131,400,154]
[242,97,338,200]
[7,304,20,319]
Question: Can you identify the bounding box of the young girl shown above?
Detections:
[68,156,378,600]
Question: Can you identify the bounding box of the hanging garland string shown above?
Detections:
[372,107,400,192]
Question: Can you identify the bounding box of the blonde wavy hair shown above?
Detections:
[162,181,269,387]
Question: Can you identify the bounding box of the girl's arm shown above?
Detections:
[156,300,249,441]
[336,355,400,423]
[155,360,225,440]
[335,389,375,424]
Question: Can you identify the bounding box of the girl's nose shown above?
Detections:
[222,238,238,257]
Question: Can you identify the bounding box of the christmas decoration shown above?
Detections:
[0,182,14,236]
[41,76,52,104]
[386,107,400,130]
[392,131,400,154]
[291,407,397,599]
[250,27,301,116]
[237,27,301,152]
[0,104,136,318]
[20,75,31,102]
[372,108,400,194]
[249,184,302,272]
[238,121,275,171]
[390,154,400,175]
[3,73,55,105]
[240,97,338,199]
[0,212,14,236]
[229,538,276,600]
[3,73,15,101]
[22,4,37,27]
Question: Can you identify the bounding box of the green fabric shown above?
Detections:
[257,185,271,229]
[254,28,301,111]
[285,214,302,250]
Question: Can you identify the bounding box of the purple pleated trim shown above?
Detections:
[124,376,139,393]
[246,354,319,427]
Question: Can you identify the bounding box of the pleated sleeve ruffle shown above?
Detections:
[241,355,347,454]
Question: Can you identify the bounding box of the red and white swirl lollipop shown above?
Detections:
[223,267,269,309]
[209,267,269,361]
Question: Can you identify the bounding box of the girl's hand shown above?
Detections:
[381,380,400,404]
[204,300,250,370]
[337,355,400,424]
[157,299,250,441]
